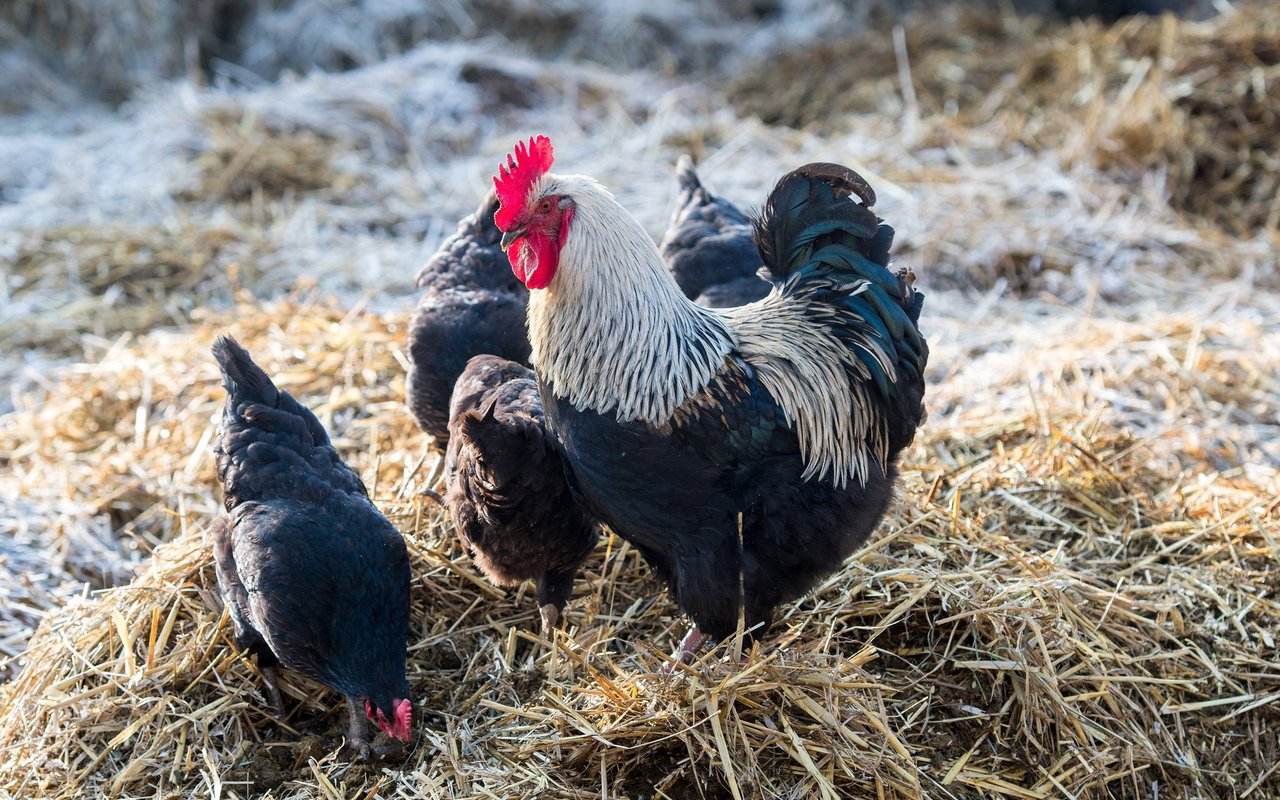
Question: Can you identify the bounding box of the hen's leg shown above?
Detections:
[260,664,285,719]
[535,568,577,640]
[345,696,372,760]
[539,604,560,638]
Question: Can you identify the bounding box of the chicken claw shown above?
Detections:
[345,697,374,760]
[261,665,286,720]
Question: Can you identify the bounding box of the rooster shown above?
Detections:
[492,136,927,660]
[438,354,599,636]
[211,335,412,758]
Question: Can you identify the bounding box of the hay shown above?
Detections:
[0,295,1275,799]
[0,222,261,357]
[729,2,1280,235]
[0,495,133,682]
[186,109,351,205]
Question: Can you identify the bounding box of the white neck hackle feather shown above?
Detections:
[525,172,890,487]
[526,174,735,425]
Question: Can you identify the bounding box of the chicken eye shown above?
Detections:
[538,198,554,213]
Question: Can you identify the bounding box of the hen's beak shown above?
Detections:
[499,226,526,252]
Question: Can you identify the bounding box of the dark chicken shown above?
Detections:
[211,335,412,757]
[405,191,532,442]
[659,155,772,308]
[493,136,928,660]
[439,355,599,636]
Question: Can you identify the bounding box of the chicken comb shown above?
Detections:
[493,135,554,230]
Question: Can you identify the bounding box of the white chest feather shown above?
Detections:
[526,176,735,425]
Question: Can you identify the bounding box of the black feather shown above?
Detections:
[442,355,599,624]
[660,155,773,305]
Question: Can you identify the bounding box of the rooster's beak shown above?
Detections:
[499,227,526,252]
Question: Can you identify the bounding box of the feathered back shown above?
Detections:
[660,155,771,303]
[724,163,928,482]
[212,335,368,511]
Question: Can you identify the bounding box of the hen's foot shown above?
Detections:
[260,665,285,720]
[345,696,373,761]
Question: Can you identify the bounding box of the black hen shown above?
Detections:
[211,335,412,758]
[405,191,532,442]
[659,155,772,308]
[439,355,599,636]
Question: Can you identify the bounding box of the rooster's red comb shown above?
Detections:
[493,135,554,230]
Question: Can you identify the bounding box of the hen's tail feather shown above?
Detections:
[212,335,331,449]
[675,155,712,207]
[212,335,279,409]
[754,163,927,410]
[213,335,367,510]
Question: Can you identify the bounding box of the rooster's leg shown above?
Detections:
[260,664,285,719]
[344,696,372,760]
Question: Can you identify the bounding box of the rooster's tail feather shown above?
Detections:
[753,163,927,408]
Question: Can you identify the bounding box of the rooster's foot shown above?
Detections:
[662,626,707,673]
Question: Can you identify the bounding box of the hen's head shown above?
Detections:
[492,135,575,290]
[365,696,413,742]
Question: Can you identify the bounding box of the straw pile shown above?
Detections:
[0,291,1275,799]
[730,3,1280,234]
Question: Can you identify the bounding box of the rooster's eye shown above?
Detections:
[538,198,554,213]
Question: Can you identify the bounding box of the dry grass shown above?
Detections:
[730,3,1280,235]
[0,294,1275,799]
[186,109,354,205]
[0,222,264,357]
